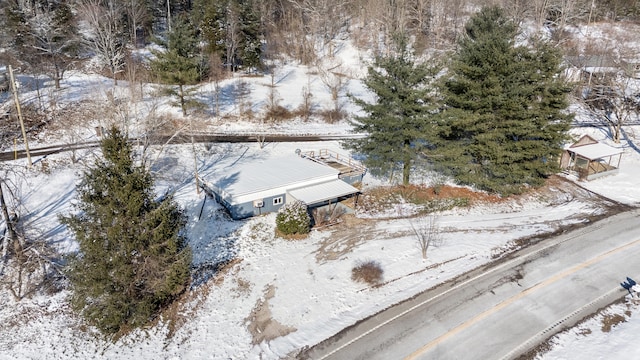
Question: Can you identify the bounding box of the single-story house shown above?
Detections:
[560,135,623,180]
[201,150,365,220]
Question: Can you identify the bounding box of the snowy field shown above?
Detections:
[1,38,640,360]
[2,128,639,360]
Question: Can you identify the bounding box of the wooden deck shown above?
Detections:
[299,149,366,178]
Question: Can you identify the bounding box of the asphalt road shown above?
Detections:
[302,208,640,360]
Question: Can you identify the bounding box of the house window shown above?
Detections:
[273,197,283,206]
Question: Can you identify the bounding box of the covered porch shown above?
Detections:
[561,135,623,181]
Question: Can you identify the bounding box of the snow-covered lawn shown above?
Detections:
[1,125,639,359]
[1,38,640,360]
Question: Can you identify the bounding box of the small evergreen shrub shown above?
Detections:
[275,200,311,235]
[351,260,383,285]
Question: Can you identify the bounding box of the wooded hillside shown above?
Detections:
[2,0,639,83]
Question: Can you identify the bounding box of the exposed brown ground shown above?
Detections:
[245,284,296,345]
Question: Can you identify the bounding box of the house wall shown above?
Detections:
[572,135,598,147]
[340,172,365,185]
[560,151,572,169]
[233,173,338,205]
[227,193,289,220]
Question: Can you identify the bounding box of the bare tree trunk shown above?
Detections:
[79,0,126,85]
[0,179,18,253]
[208,53,225,116]
[410,214,442,260]
[613,122,622,143]
[179,84,187,116]
[402,140,411,186]
[54,64,61,89]
[583,74,638,144]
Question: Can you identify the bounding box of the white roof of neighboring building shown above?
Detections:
[288,179,359,205]
[568,142,623,160]
[207,154,340,203]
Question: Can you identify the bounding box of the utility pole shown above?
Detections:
[8,65,32,167]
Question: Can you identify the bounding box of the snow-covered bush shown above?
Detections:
[275,200,311,235]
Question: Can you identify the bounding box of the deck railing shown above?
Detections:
[299,149,366,173]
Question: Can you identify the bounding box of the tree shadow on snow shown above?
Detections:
[185,194,246,289]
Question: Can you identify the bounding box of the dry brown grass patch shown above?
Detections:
[275,228,308,240]
[264,106,295,122]
[577,327,592,336]
[601,313,627,332]
[351,260,383,285]
[358,184,498,216]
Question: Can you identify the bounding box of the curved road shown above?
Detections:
[301,209,640,360]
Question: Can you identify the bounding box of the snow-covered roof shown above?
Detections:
[208,154,339,203]
[568,142,623,160]
[288,179,359,205]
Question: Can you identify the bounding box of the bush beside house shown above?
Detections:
[275,201,311,236]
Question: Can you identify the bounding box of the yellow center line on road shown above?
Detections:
[405,237,640,360]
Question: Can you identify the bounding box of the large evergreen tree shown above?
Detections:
[150,16,202,116]
[433,6,573,195]
[61,126,192,335]
[345,36,440,185]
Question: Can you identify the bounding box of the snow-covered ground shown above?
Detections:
[1,38,640,360]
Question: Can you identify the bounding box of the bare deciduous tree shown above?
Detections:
[316,55,349,115]
[410,214,442,260]
[124,0,149,46]
[0,170,61,301]
[234,79,252,118]
[208,53,226,116]
[2,236,61,300]
[583,76,640,144]
[80,0,127,85]
[25,2,79,89]
[312,202,346,227]
[0,178,18,255]
[266,66,282,120]
[298,73,314,121]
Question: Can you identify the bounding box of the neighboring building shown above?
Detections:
[201,149,365,220]
[560,135,623,181]
[565,55,621,85]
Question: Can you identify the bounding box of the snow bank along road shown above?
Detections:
[302,209,640,360]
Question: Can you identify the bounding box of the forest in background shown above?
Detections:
[2,0,640,86]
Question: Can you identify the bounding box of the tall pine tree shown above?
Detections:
[150,16,202,116]
[61,126,192,335]
[345,36,440,185]
[434,6,573,195]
